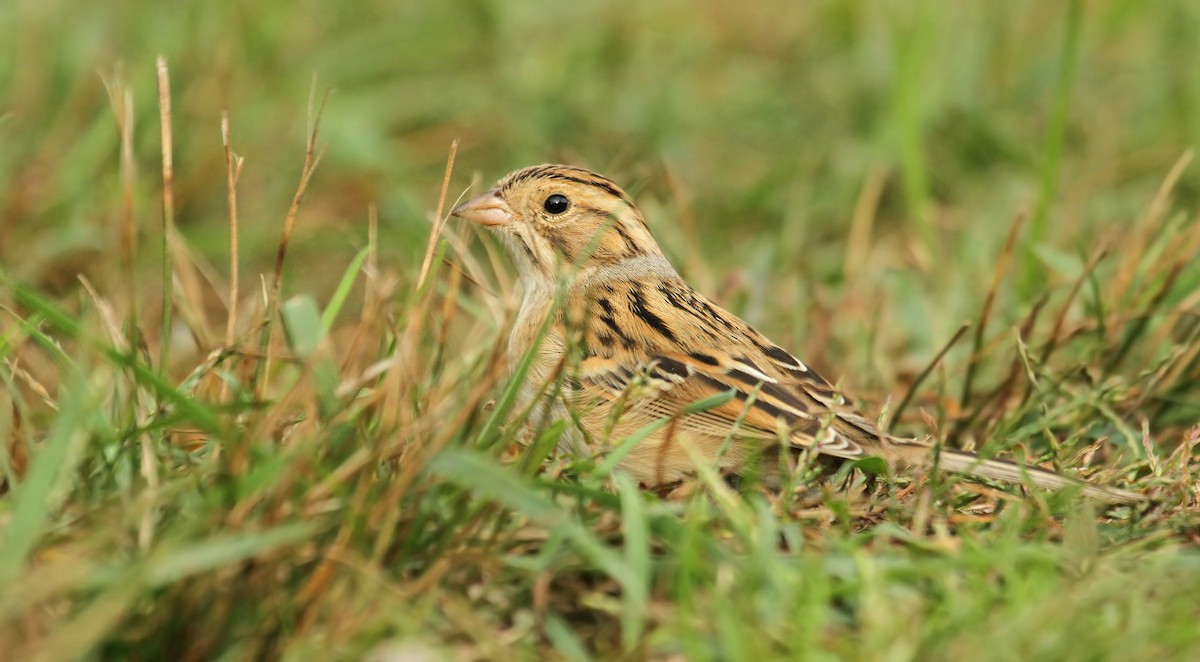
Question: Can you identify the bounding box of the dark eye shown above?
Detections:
[543,194,570,215]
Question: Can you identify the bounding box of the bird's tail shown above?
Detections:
[934,448,1144,504]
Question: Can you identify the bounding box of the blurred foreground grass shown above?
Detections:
[2,0,1200,659]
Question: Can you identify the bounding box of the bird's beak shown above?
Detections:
[451,190,513,227]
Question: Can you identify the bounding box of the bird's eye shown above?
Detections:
[543,194,570,215]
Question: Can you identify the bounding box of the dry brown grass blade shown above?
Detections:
[1142,211,1200,360]
[167,233,218,351]
[1145,316,1200,414]
[156,56,176,377]
[382,141,461,433]
[221,111,245,348]
[100,68,140,337]
[228,371,324,526]
[417,138,459,291]
[1039,243,1109,367]
[77,275,126,354]
[1097,157,1199,378]
[998,291,1051,404]
[434,256,465,369]
[252,80,329,399]
[891,320,970,432]
[1110,150,1193,307]
[2,356,57,413]
[370,330,511,565]
[845,167,889,281]
[217,111,245,407]
[295,473,375,635]
[1106,260,1186,375]
[429,214,504,314]
[956,210,1026,423]
[1103,219,1197,385]
[333,205,386,380]
[955,292,1051,434]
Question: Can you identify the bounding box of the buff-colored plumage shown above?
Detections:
[453,164,1142,503]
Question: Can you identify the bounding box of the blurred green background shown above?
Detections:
[2,0,1198,377]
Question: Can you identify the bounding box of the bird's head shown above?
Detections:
[452,164,666,288]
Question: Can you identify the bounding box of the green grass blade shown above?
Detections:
[427,449,636,592]
[0,377,92,585]
[9,280,222,434]
[141,523,316,586]
[616,474,650,650]
[282,294,324,358]
[320,245,370,336]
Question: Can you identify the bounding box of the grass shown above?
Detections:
[2,0,1200,659]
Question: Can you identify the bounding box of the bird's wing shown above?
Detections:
[568,276,885,460]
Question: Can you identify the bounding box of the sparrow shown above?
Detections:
[451,164,1143,503]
